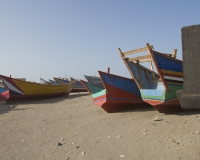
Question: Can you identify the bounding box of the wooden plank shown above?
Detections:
[149,59,155,77]
[128,58,152,63]
[123,47,148,56]
[149,60,154,71]
[136,61,143,88]
[127,55,151,61]
[118,48,125,59]
[139,59,152,63]
[146,43,154,50]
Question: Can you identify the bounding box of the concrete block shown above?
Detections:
[177,24,200,110]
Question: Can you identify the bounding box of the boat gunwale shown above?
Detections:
[0,75,74,87]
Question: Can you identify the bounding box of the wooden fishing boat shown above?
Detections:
[79,80,92,94]
[69,77,87,92]
[84,75,104,88]
[0,75,76,102]
[53,77,69,85]
[49,79,58,85]
[84,75,105,105]
[85,71,148,113]
[0,86,9,101]
[54,77,87,92]
[119,43,183,113]
[40,78,52,85]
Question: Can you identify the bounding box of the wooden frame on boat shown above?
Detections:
[119,43,183,113]
[118,43,177,91]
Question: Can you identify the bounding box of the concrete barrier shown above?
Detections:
[177,24,200,110]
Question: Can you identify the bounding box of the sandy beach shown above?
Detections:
[0,93,200,160]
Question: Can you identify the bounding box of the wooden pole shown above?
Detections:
[108,67,110,73]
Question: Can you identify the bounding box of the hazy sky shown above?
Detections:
[0,1,199,82]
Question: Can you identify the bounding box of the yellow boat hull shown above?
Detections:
[0,75,75,102]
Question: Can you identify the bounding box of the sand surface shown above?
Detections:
[0,93,200,160]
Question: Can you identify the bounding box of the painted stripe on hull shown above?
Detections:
[90,88,105,98]
[0,76,24,93]
[163,73,183,78]
[164,76,183,81]
[165,80,183,85]
[143,97,177,105]
[0,90,9,101]
[1,78,24,95]
[93,95,106,106]
[150,50,183,92]
[142,95,179,102]
[161,69,183,76]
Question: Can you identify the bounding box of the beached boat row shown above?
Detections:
[0,43,183,114]
[0,76,87,102]
[80,43,183,113]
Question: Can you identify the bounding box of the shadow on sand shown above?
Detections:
[103,104,156,114]
[0,92,90,116]
[112,105,200,115]
[166,109,200,116]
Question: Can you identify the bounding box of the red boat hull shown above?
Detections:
[144,99,183,113]
[0,90,9,101]
[93,84,150,113]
